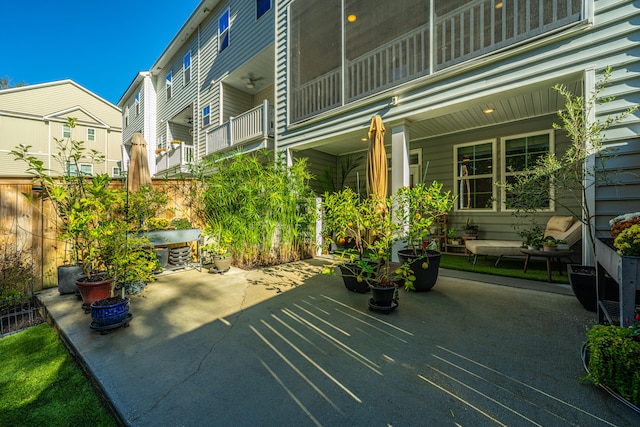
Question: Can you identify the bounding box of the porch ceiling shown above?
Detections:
[222,45,275,95]
[308,78,582,157]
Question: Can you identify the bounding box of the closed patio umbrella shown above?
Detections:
[127,132,152,193]
[366,115,387,204]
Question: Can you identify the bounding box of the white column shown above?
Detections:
[391,122,410,261]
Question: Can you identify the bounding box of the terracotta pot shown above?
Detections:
[76,276,113,308]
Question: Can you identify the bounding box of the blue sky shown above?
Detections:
[1,1,201,105]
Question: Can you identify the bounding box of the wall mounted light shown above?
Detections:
[347,14,357,23]
[483,106,495,114]
[391,96,399,106]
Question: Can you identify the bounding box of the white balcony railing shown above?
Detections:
[206,100,274,155]
[291,0,582,122]
[155,143,194,175]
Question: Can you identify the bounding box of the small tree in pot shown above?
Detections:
[395,181,456,291]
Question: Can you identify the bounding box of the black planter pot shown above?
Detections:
[338,262,375,293]
[154,247,169,268]
[397,249,442,291]
[568,264,597,312]
[370,285,397,306]
[57,264,84,295]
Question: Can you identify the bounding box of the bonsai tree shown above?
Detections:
[503,66,637,265]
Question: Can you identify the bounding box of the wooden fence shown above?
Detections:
[0,178,195,291]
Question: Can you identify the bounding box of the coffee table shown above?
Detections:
[520,248,574,282]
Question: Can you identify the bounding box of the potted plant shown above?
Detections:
[517,224,544,249]
[322,192,407,308]
[462,218,479,236]
[72,174,158,307]
[395,181,455,291]
[541,236,558,252]
[447,228,459,245]
[170,140,182,150]
[582,321,640,411]
[155,147,167,157]
[11,117,105,295]
[202,227,233,272]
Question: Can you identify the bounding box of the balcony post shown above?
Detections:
[228,117,234,148]
[262,99,269,138]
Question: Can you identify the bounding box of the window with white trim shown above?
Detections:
[135,92,140,116]
[87,128,96,142]
[166,71,172,100]
[125,106,129,127]
[202,105,210,127]
[67,162,93,177]
[257,0,271,19]
[502,130,554,212]
[219,9,230,52]
[454,140,496,211]
[63,124,71,138]
[112,166,122,177]
[183,51,191,85]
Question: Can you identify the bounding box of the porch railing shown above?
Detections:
[206,100,274,155]
[156,143,194,174]
[290,0,582,122]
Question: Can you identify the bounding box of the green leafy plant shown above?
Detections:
[11,117,105,265]
[517,224,544,246]
[395,181,455,256]
[186,150,316,268]
[584,324,640,407]
[170,217,192,230]
[202,227,233,259]
[146,217,170,230]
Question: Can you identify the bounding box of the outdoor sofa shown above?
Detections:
[465,215,582,266]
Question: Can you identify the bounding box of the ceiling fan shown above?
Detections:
[244,74,264,89]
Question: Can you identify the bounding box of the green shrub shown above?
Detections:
[584,324,640,407]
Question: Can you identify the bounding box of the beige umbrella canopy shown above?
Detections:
[366,115,388,202]
[127,132,152,193]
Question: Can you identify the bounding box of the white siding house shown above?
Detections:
[118,0,275,177]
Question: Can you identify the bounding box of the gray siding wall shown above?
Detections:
[276,0,640,238]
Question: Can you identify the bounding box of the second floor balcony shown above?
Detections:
[206,100,274,155]
[290,0,583,122]
[155,142,194,176]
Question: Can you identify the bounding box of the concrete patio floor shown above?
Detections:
[37,259,640,426]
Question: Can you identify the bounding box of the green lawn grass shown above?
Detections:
[439,253,570,284]
[0,323,116,427]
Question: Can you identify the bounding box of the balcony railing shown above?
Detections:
[206,100,274,155]
[155,143,194,175]
[291,0,582,122]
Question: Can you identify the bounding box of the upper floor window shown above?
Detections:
[502,131,554,212]
[135,92,140,116]
[257,0,271,19]
[183,52,191,85]
[63,124,71,138]
[87,128,96,142]
[219,9,230,52]
[454,140,496,211]
[166,71,173,100]
[202,105,210,127]
[125,106,129,127]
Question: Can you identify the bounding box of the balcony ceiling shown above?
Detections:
[308,77,582,157]
[222,45,275,95]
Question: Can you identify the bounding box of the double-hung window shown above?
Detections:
[219,9,230,52]
[67,162,93,177]
[202,105,210,127]
[87,128,96,142]
[502,131,554,212]
[135,92,140,116]
[183,51,191,85]
[257,0,271,19]
[63,124,71,138]
[454,140,496,211]
[166,71,172,100]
